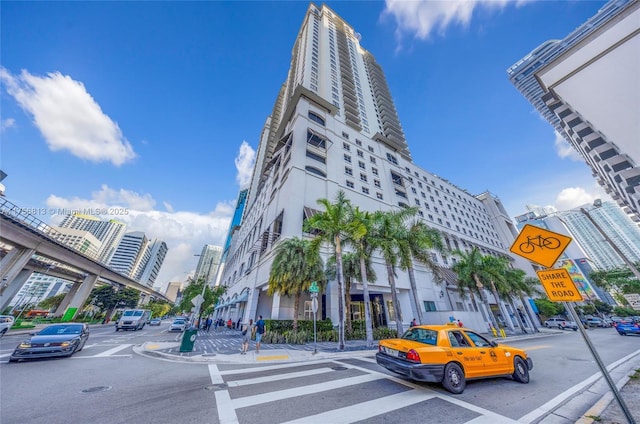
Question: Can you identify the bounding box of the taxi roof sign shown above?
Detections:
[536,269,583,302]
[510,224,572,268]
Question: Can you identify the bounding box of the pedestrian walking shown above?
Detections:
[241,319,253,355]
[255,315,266,354]
[411,318,418,327]
[457,319,464,328]
[205,317,212,332]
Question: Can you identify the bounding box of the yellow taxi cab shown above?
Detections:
[376,324,533,394]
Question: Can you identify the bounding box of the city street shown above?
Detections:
[1,322,639,424]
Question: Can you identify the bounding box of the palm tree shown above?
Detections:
[480,255,514,332]
[370,208,416,335]
[304,190,363,350]
[345,207,377,347]
[451,248,500,330]
[325,252,359,335]
[398,219,446,325]
[267,237,324,332]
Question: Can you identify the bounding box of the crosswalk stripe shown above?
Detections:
[208,364,224,384]
[231,373,382,409]
[280,389,436,424]
[219,359,335,376]
[93,344,132,357]
[215,389,238,424]
[226,367,334,387]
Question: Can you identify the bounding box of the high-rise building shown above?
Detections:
[215,189,248,287]
[508,0,640,220]
[195,244,222,285]
[164,281,184,303]
[216,4,536,332]
[52,227,102,260]
[515,200,640,270]
[137,240,168,287]
[109,231,148,278]
[58,213,127,263]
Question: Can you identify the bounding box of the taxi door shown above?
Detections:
[446,330,485,378]
[465,331,510,375]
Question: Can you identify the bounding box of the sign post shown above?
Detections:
[309,282,319,355]
[510,225,635,424]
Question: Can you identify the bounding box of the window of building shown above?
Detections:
[362,187,369,194]
[307,130,327,149]
[372,168,378,176]
[391,171,404,186]
[344,154,352,163]
[376,192,383,200]
[306,150,326,163]
[357,150,364,158]
[345,167,353,176]
[343,142,350,151]
[346,180,354,188]
[386,153,398,165]
[369,156,376,164]
[368,146,374,152]
[360,173,367,182]
[424,301,437,312]
[358,161,366,169]
[374,179,381,188]
[305,166,326,177]
[342,131,349,139]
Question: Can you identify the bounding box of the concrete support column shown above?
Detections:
[246,289,260,322]
[0,247,35,309]
[270,292,281,319]
[64,274,99,319]
[54,283,81,317]
[0,269,33,312]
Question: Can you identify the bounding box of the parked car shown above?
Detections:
[149,318,162,326]
[0,315,14,337]
[585,317,610,328]
[544,317,578,331]
[9,323,89,362]
[376,324,533,394]
[169,318,187,332]
[613,321,640,336]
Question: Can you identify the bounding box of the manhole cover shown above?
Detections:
[204,384,228,391]
[332,366,348,371]
[81,386,112,393]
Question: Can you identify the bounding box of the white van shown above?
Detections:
[115,309,151,331]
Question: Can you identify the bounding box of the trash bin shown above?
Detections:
[180,328,198,352]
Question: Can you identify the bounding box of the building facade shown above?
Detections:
[508,0,640,220]
[58,213,127,263]
[195,244,223,285]
[216,3,537,333]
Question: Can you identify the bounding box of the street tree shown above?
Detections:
[304,190,362,350]
[268,237,325,332]
[37,293,66,311]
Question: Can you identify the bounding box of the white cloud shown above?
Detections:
[554,131,582,161]
[0,67,136,166]
[45,185,234,291]
[383,0,526,41]
[554,186,606,211]
[1,118,16,131]
[235,140,255,188]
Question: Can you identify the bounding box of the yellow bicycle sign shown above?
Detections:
[510,224,572,267]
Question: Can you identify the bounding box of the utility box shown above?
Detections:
[180,328,198,352]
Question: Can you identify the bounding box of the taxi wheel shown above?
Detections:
[442,363,466,394]
[512,357,530,383]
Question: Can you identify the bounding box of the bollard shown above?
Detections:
[491,327,498,337]
[500,328,506,338]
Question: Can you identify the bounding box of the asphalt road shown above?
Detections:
[1,322,638,424]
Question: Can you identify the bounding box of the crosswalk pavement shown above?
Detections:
[208,357,521,424]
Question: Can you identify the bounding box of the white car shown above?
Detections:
[169,318,187,332]
[0,315,15,337]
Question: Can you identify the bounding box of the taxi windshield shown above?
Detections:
[401,328,438,346]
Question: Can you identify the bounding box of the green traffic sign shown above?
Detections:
[309,282,319,293]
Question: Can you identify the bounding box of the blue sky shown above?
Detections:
[1,0,611,289]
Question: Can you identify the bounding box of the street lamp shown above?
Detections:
[192,254,213,327]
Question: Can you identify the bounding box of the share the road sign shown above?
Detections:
[536,269,583,302]
[510,224,572,268]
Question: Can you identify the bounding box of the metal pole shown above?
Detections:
[565,302,636,424]
[312,293,318,355]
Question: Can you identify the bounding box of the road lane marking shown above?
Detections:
[218,359,335,376]
[231,373,382,409]
[226,367,334,387]
[280,389,436,424]
[92,344,132,357]
[256,354,289,361]
[518,347,640,423]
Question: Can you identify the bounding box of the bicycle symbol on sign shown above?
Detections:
[518,235,561,254]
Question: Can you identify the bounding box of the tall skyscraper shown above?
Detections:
[58,213,127,263]
[515,200,640,270]
[108,231,167,287]
[195,244,223,285]
[508,0,639,220]
[215,189,248,287]
[51,227,101,260]
[216,4,536,332]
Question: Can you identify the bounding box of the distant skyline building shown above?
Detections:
[9,273,72,308]
[58,213,127,263]
[515,200,640,270]
[108,231,168,287]
[215,189,248,287]
[51,227,101,260]
[216,3,537,334]
[164,281,184,303]
[508,0,640,220]
[195,244,223,285]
